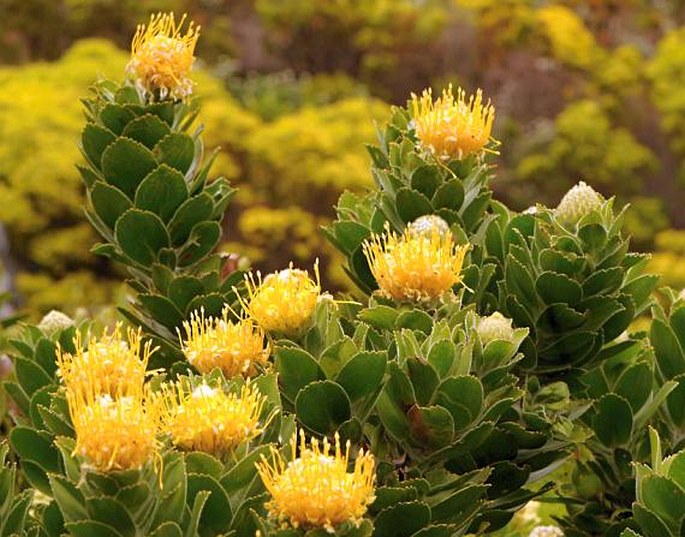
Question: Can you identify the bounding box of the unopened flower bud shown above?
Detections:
[529,526,564,537]
[477,312,514,345]
[408,215,451,240]
[38,310,74,335]
[554,181,603,225]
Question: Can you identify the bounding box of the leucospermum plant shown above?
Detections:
[4,10,683,537]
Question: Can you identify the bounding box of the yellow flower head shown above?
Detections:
[127,12,200,101]
[242,263,321,338]
[411,84,495,160]
[363,222,469,302]
[67,386,157,472]
[256,431,375,532]
[154,381,266,455]
[179,306,270,378]
[57,323,154,398]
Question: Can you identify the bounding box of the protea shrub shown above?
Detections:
[2,11,683,537]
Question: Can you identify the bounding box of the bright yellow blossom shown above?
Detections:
[256,430,375,532]
[154,381,266,455]
[363,223,469,302]
[241,263,321,338]
[179,307,269,378]
[127,12,200,101]
[67,385,157,472]
[411,84,495,160]
[56,323,154,398]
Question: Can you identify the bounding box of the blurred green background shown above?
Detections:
[1,0,685,319]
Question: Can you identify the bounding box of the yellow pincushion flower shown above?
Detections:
[67,386,157,472]
[242,263,321,338]
[411,84,495,160]
[57,324,154,398]
[127,12,200,101]
[363,223,469,302]
[154,381,266,455]
[179,307,270,378]
[256,431,375,532]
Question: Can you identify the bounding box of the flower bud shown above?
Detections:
[476,312,514,345]
[38,310,74,335]
[408,215,451,240]
[554,181,603,225]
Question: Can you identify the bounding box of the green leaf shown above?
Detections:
[220,444,271,496]
[90,181,133,230]
[115,209,170,266]
[137,294,184,330]
[82,123,115,168]
[154,133,195,175]
[410,166,441,199]
[121,114,171,149]
[135,165,188,222]
[505,256,537,309]
[666,375,685,428]
[100,104,137,135]
[431,483,488,523]
[168,194,214,246]
[372,501,431,537]
[359,306,398,331]
[65,521,122,537]
[623,274,660,310]
[435,376,483,430]
[408,405,454,447]
[406,358,439,406]
[331,221,371,254]
[3,382,29,417]
[9,427,59,475]
[184,490,210,537]
[615,362,653,413]
[395,188,433,224]
[651,319,685,380]
[187,473,232,534]
[582,267,624,296]
[336,351,386,402]
[295,381,351,435]
[640,475,685,531]
[432,179,465,211]
[536,271,582,307]
[537,303,585,334]
[185,293,225,319]
[101,138,157,199]
[396,310,433,334]
[49,474,88,522]
[178,222,221,267]
[668,306,685,361]
[275,347,325,403]
[592,393,633,448]
[114,86,141,104]
[14,357,53,396]
[86,497,136,537]
[167,277,205,313]
[149,523,183,537]
[633,504,670,537]
[371,486,419,512]
[427,340,456,378]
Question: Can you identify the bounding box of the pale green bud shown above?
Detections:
[38,310,74,334]
[408,215,451,240]
[529,526,564,537]
[554,181,603,225]
[477,312,514,345]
